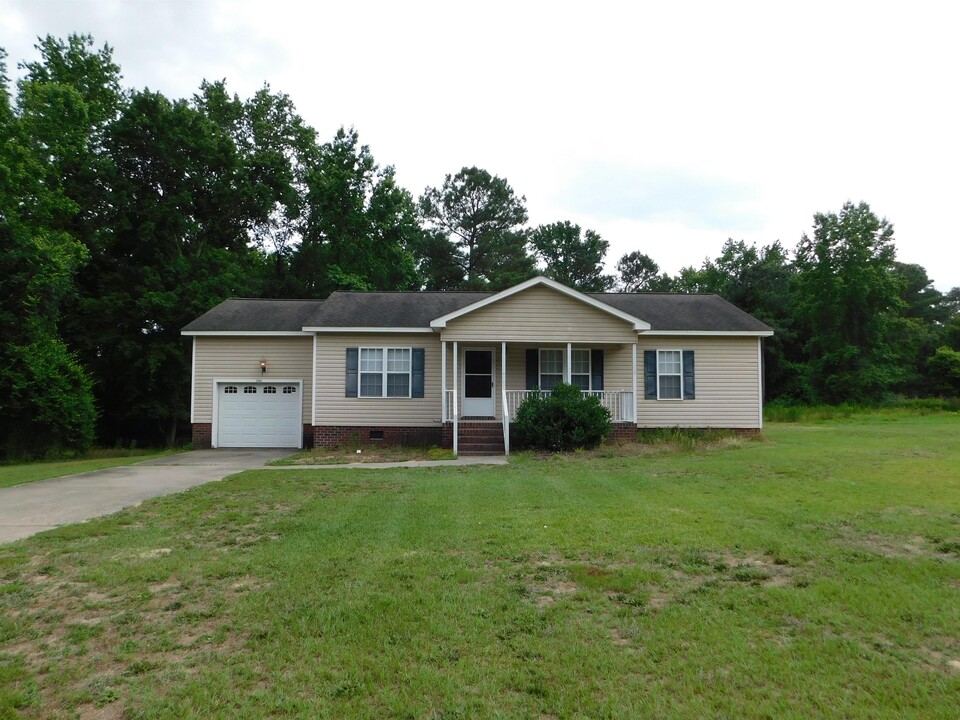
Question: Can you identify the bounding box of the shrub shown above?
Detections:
[512,382,611,451]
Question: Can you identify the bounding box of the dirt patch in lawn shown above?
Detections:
[274,445,455,465]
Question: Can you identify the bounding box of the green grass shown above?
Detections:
[0,450,170,489]
[764,397,960,423]
[1,414,959,718]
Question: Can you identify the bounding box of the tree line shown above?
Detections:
[2,35,958,457]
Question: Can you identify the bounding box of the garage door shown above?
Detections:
[216,382,302,448]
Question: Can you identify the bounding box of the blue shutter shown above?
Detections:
[644,350,657,399]
[345,347,358,397]
[682,350,695,399]
[591,349,604,391]
[411,348,425,398]
[525,349,539,390]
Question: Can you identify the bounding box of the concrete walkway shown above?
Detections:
[266,456,508,470]
[0,449,290,544]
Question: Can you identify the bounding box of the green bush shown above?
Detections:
[512,382,611,451]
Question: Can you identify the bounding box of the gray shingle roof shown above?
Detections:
[181,299,323,332]
[591,293,772,332]
[306,291,491,328]
[183,288,773,334]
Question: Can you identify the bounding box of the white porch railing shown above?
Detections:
[442,389,454,422]
[505,389,635,422]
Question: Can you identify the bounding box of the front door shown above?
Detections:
[463,349,495,417]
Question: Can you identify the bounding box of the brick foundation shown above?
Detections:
[313,425,445,449]
[192,423,212,449]
[192,422,313,449]
[609,422,637,441]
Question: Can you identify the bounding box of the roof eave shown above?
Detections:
[181,330,312,337]
[429,276,651,330]
[640,330,774,337]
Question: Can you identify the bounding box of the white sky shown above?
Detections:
[3,0,958,289]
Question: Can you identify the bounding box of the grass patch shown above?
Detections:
[765,397,960,423]
[0,449,170,489]
[272,445,455,465]
[634,426,758,449]
[0,414,958,717]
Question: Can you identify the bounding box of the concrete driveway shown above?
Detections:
[0,449,292,544]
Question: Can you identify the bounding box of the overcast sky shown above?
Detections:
[4,0,958,289]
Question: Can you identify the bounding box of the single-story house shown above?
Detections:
[181,276,773,454]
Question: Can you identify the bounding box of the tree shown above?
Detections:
[291,127,421,297]
[616,251,672,292]
[793,202,904,402]
[418,167,534,289]
[194,81,318,297]
[63,89,266,446]
[530,221,614,291]
[0,47,97,456]
[926,346,960,396]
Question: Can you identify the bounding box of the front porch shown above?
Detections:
[439,340,638,455]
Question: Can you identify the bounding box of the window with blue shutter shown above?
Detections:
[644,349,695,400]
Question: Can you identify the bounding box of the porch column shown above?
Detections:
[452,341,459,455]
[632,342,638,423]
[565,342,572,383]
[441,340,447,421]
[501,341,507,417]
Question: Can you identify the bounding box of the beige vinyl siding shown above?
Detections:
[441,285,637,343]
[636,336,760,428]
[315,333,443,427]
[193,336,313,423]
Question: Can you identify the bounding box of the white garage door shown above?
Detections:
[216,382,302,448]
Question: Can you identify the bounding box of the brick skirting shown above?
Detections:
[192,423,212,449]
[609,423,637,441]
[191,423,313,449]
[313,425,445,449]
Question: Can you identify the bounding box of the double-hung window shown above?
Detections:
[657,350,682,399]
[359,348,411,398]
[539,349,563,390]
[571,349,591,391]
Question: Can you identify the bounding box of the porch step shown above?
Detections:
[457,423,505,456]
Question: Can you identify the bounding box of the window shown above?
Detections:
[359,347,411,398]
[571,349,591,391]
[243,386,258,394]
[263,386,277,394]
[283,386,297,394]
[657,350,682,400]
[528,348,602,391]
[223,386,238,394]
[539,349,563,390]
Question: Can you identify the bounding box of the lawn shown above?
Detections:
[1,414,958,718]
[0,450,170,489]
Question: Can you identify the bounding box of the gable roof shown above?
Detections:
[181,279,774,336]
[429,276,651,330]
[181,299,321,335]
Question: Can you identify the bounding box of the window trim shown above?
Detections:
[538,348,564,390]
[570,348,591,391]
[358,346,413,399]
[538,347,593,391]
[656,348,684,401]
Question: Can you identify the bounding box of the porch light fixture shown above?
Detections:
[260,359,267,375]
